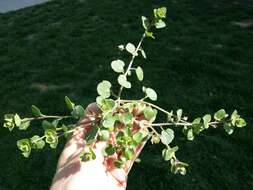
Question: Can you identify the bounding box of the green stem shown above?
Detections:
[117,99,170,115]
[151,121,219,127]
[117,32,146,99]
[31,135,45,143]
[148,125,160,136]
[27,115,72,121]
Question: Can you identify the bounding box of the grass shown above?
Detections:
[0,0,252,189]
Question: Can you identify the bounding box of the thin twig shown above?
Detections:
[117,33,146,99]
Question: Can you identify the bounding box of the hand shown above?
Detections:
[50,103,145,190]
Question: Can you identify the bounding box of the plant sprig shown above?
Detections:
[2,7,246,175]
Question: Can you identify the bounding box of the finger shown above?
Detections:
[86,102,101,115]
[56,103,100,170]
[56,138,85,171]
[74,102,101,133]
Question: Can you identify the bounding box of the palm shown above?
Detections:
[50,103,144,190]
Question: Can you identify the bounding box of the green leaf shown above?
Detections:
[113,159,124,168]
[103,144,115,156]
[111,59,125,73]
[235,118,246,128]
[42,120,56,131]
[133,131,147,144]
[170,159,188,175]
[18,120,31,130]
[171,162,188,175]
[97,80,111,98]
[151,134,160,144]
[118,75,131,88]
[167,111,174,122]
[52,119,59,127]
[45,129,58,149]
[139,120,147,128]
[143,107,157,121]
[231,110,239,126]
[145,87,157,101]
[118,44,124,51]
[161,128,174,145]
[65,96,75,110]
[116,131,124,141]
[187,129,194,141]
[14,114,21,127]
[31,105,43,117]
[85,126,99,143]
[17,139,31,158]
[223,123,234,135]
[140,49,147,59]
[71,105,86,119]
[100,129,110,141]
[124,148,135,160]
[122,102,136,113]
[122,112,133,125]
[135,66,144,81]
[30,135,45,149]
[99,99,116,112]
[192,117,201,125]
[162,146,178,161]
[3,122,15,131]
[80,147,96,161]
[155,20,166,29]
[96,96,104,106]
[154,7,167,18]
[126,43,136,55]
[203,114,211,129]
[214,109,227,121]
[141,16,150,30]
[4,114,14,122]
[89,147,96,160]
[102,113,116,129]
[176,109,182,121]
[145,31,155,39]
[62,124,74,139]
[124,126,132,137]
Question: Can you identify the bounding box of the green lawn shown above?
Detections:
[0,0,252,189]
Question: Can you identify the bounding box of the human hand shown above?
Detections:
[50,103,146,190]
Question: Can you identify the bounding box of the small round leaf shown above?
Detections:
[155,20,166,29]
[118,75,131,89]
[31,105,43,117]
[135,66,144,81]
[141,16,150,30]
[65,96,75,110]
[111,59,125,73]
[203,114,211,129]
[145,88,157,101]
[97,80,112,98]
[14,114,21,127]
[126,43,136,55]
[214,109,227,121]
[160,128,174,145]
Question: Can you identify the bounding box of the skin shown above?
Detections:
[50,103,146,190]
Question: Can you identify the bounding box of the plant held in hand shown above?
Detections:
[3,7,247,175]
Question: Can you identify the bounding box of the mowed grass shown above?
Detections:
[0,0,252,189]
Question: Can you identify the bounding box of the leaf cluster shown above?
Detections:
[2,7,247,177]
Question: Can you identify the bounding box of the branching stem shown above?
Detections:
[117,32,146,99]
[27,115,71,121]
[117,99,171,115]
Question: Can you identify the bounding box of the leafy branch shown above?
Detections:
[2,7,247,176]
